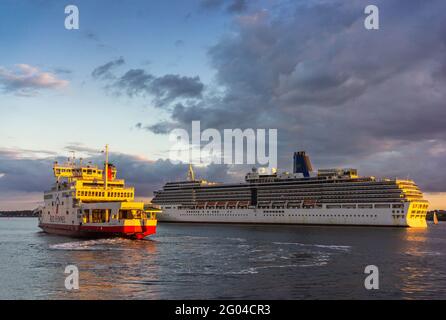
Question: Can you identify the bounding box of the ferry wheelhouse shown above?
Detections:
[37,145,158,239]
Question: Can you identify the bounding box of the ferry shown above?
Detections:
[152,151,429,228]
[37,145,158,239]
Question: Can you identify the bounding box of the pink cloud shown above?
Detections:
[0,64,69,95]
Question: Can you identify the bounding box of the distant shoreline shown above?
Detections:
[1,210,445,220]
[0,211,38,218]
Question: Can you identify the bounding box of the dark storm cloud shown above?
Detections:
[149,74,204,105]
[91,57,125,80]
[93,65,204,107]
[107,155,231,196]
[0,149,232,197]
[0,151,57,193]
[145,0,446,192]
[113,69,154,96]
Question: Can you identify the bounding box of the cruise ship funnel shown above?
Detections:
[293,151,313,177]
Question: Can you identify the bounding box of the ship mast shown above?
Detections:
[187,164,195,181]
[104,144,109,190]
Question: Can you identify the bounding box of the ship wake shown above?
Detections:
[49,238,131,251]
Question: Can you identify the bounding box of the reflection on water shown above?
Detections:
[49,238,160,299]
[1,218,446,299]
[398,227,446,299]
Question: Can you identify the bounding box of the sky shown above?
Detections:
[0,0,445,210]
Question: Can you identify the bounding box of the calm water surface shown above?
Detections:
[0,218,445,299]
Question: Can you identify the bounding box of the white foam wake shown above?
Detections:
[272,242,351,252]
[49,238,128,251]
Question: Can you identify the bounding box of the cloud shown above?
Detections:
[0,151,56,193]
[52,67,73,75]
[149,74,204,105]
[93,65,204,107]
[227,0,247,13]
[137,121,179,134]
[85,31,100,42]
[200,0,225,10]
[64,143,103,155]
[200,0,248,13]
[143,0,446,192]
[0,148,233,201]
[0,64,69,95]
[91,57,125,80]
[174,40,184,47]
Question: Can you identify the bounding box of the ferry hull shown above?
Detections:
[38,223,156,239]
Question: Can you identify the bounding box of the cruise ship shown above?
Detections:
[152,151,428,227]
[37,145,158,239]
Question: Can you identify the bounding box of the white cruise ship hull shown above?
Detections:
[157,205,427,228]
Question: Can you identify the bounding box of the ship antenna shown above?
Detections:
[70,151,75,165]
[187,163,195,181]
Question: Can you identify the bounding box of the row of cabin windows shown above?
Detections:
[56,168,102,175]
[76,190,132,198]
[73,169,100,175]
[178,203,404,210]
[182,212,249,217]
[179,212,380,218]
[82,209,144,222]
[412,203,428,209]
[411,210,427,214]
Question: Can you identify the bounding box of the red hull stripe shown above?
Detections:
[39,223,156,239]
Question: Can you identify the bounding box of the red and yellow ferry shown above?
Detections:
[37,145,158,239]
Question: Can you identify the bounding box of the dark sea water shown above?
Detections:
[0,218,445,300]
